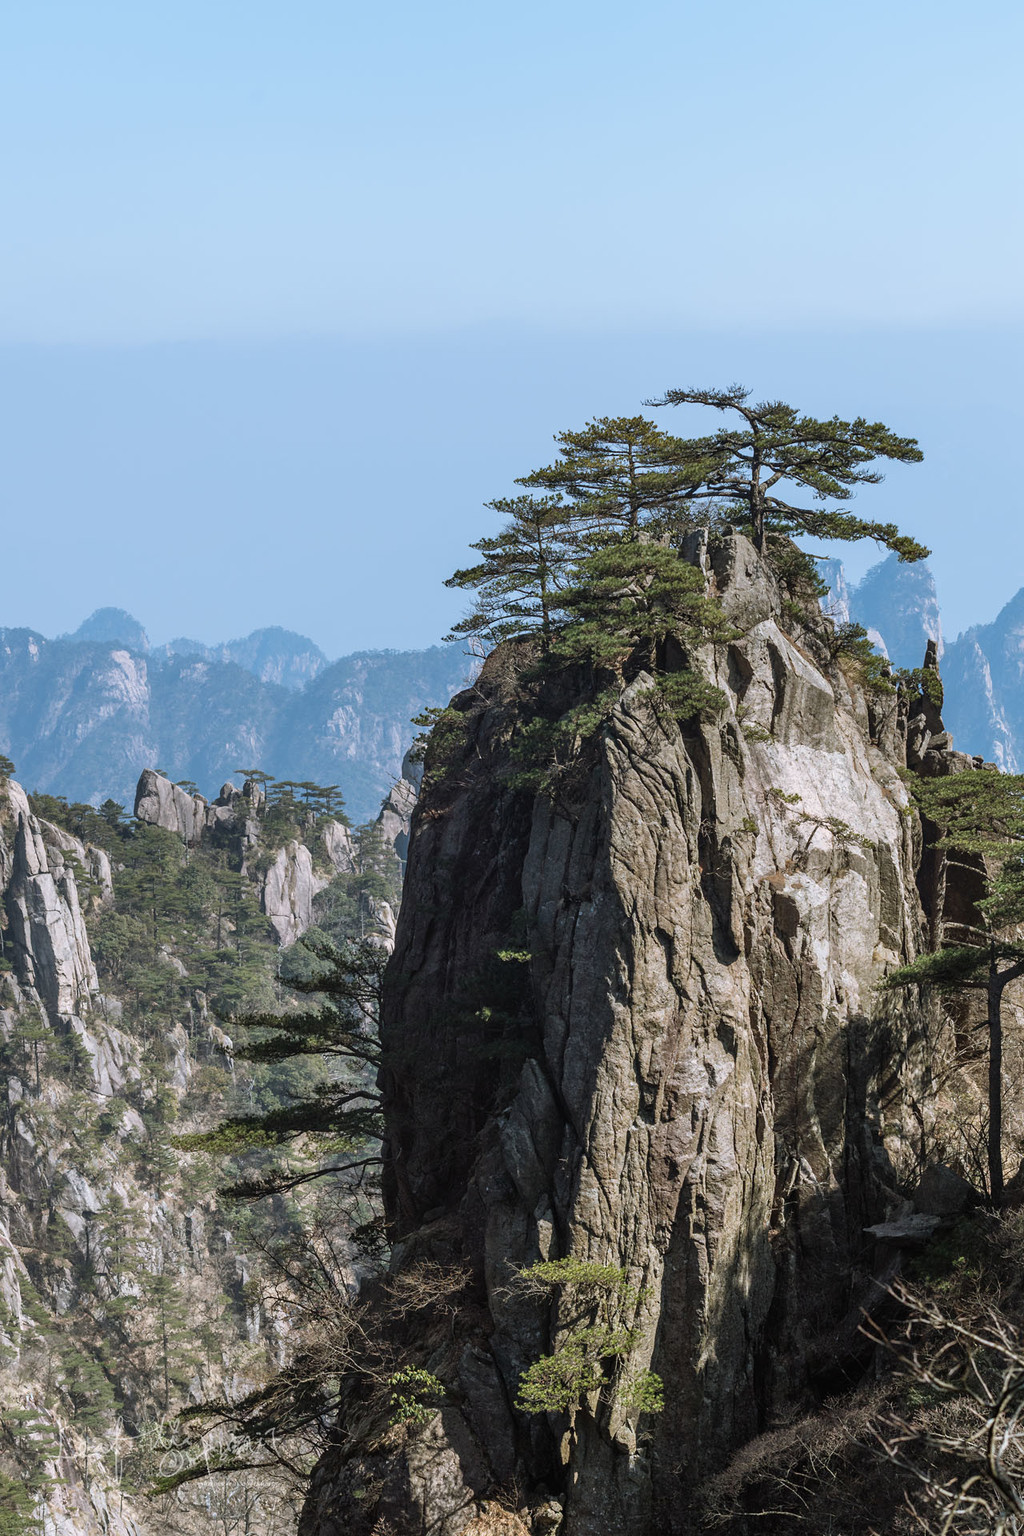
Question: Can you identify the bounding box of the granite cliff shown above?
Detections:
[302,533,983,1536]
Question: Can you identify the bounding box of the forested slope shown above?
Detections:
[0,761,410,1533]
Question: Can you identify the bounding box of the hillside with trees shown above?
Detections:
[0,756,406,1533]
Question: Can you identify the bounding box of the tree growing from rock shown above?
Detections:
[885,767,1024,1206]
[646,383,927,558]
[514,1258,663,1463]
[445,390,927,662]
[516,415,722,538]
[445,494,579,649]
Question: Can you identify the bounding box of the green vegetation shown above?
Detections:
[885,768,1024,1205]
[437,388,926,797]
[514,1257,663,1449]
[22,794,126,850]
[445,494,580,649]
[0,766,403,1523]
[646,383,927,557]
[176,935,385,1200]
[518,415,724,539]
[386,1366,445,1428]
[446,389,925,652]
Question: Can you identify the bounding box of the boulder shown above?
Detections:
[913,1163,976,1218]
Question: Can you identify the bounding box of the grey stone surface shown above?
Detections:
[134,767,209,845]
[260,839,330,946]
[913,1162,976,1217]
[307,533,959,1536]
[3,782,99,1015]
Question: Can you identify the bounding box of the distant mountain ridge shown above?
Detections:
[0,610,470,822]
[156,625,330,690]
[822,554,1023,771]
[12,574,1024,819]
[61,607,330,690]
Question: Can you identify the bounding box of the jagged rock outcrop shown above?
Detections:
[941,587,1024,772]
[304,533,963,1536]
[260,840,330,946]
[822,554,943,669]
[377,749,423,866]
[846,554,943,667]
[134,768,211,845]
[136,765,407,947]
[0,786,153,1530]
[819,555,1024,773]
[1,782,100,1016]
[0,776,294,1534]
[322,817,357,873]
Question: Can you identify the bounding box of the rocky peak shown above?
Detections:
[2,780,99,1018]
[305,532,959,1536]
[66,606,150,653]
[132,766,407,948]
[134,767,210,846]
[822,553,943,668]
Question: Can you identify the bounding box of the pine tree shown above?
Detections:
[553,540,734,672]
[646,383,927,557]
[177,936,385,1199]
[517,415,720,538]
[445,495,579,649]
[885,768,1024,1205]
[141,1263,196,1414]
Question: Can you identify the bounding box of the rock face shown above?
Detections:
[376,749,423,867]
[134,768,211,845]
[0,771,305,1535]
[260,840,330,946]
[134,767,406,948]
[2,781,100,1016]
[305,534,957,1536]
[0,782,148,1532]
[941,587,1024,772]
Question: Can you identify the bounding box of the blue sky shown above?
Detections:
[2,2,1022,651]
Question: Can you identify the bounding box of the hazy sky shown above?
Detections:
[2,2,1022,651]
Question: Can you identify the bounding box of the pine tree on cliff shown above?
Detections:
[445,494,579,649]
[445,393,927,657]
[885,768,1024,1207]
[646,383,928,558]
[516,415,721,538]
[176,934,384,1199]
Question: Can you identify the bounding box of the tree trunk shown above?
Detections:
[988,953,1004,1207]
[750,444,765,552]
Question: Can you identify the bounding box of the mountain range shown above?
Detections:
[0,608,472,823]
[4,567,1024,825]
[823,555,1024,770]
